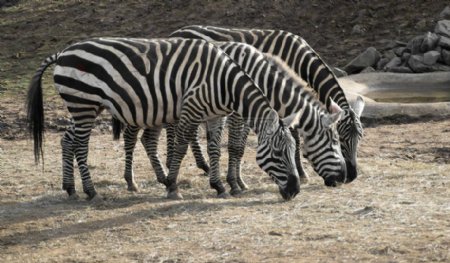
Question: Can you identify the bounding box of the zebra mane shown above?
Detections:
[263,53,327,113]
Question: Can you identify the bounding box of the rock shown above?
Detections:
[376,57,390,70]
[420,32,440,52]
[401,52,411,63]
[406,35,425,54]
[408,55,432,72]
[384,57,402,70]
[344,47,381,74]
[383,50,397,60]
[423,50,441,65]
[439,6,450,20]
[332,67,347,77]
[387,66,413,73]
[361,67,376,73]
[415,19,427,30]
[435,20,450,38]
[431,63,450,71]
[442,49,450,65]
[352,24,364,34]
[394,47,406,56]
[438,35,450,49]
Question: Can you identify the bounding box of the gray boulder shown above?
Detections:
[394,47,406,56]
[406,35,425,54]
[435,20,450,37]
[423,50,441,65]
[442,49,450,65]
[408,55,432,72]
[343,47,381,74]
[439,6,450,20]
[387,66,413,73]
[401,52,411,63]
[384,57,402,70]
[438,35,450,49]
[383,50,397,60]
[332,67,348,78]
[420,32,440,52]
[376,57,390,70]
[360,67,376,73]
[431,63,450,71]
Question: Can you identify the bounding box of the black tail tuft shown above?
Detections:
[112,117,122,140]
[26,73,45,164]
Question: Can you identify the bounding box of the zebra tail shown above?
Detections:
[26,53,59,164]
[112,117,122,140]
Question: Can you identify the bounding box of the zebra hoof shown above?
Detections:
[127,183,139,192]
[238,184,249,191]
[167,191,183,200]
[229,188,242,196]
[217,192,231,199]
[85,191,98,201]
[67,193,80,200]
[89,194,104,204]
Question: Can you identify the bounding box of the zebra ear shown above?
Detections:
[328,98,342,114]
[322,110,343,129]
[282,112,298,128]
[353,96,365,117]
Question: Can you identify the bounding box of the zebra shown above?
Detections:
[169,25,365,186]
[119,41,348,195]
[26,37,301,200]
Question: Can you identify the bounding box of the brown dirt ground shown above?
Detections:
[0,0,450,262]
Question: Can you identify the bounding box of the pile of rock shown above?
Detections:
[343,6,450,74]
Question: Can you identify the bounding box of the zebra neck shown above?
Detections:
[285,36,350,110]
[291,102,324,137]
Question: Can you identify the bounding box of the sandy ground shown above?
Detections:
[0,118,449,262]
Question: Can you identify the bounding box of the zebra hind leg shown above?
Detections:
[190,125,210,176]
[123,126,140,192]
[61,125,77,198]
[140,127,168,185]
[226,114,246,196]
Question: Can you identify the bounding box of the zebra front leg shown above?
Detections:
[226,114,246,195]
[206,117,228,198]
[190,125,210,176]
[291,128,309,184]
[140,127,168,185]
[61,126,77,198]
[234,123,250,191]
[165,120,199,200]
[165,123,175,168]
[123,126,140,192]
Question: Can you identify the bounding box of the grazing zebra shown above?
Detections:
[120,42,348,195]
[170,25,365,185]
[26,37,301,200]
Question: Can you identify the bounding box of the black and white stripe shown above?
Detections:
[130,42,347,195]
[26,37,300,200]
[171,25,365,183]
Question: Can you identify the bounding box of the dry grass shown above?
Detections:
[0,119,449,262]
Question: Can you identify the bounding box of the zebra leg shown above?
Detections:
[165,123,175,169]
[291,128,309,184]
[226,114,246,195]
[165,119,200,200]
[72,122,97,200]
[206,117,228,198]
[235,123,251,191]
[189,125,210,175]
[140,127,168,185]
[61,125,77,198]
[123,126,140,192]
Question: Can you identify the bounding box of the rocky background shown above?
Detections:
[342,6,450,75]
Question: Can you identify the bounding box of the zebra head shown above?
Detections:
[300,101,347,187]
[256,115,300,201]
[337,95,365,183]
